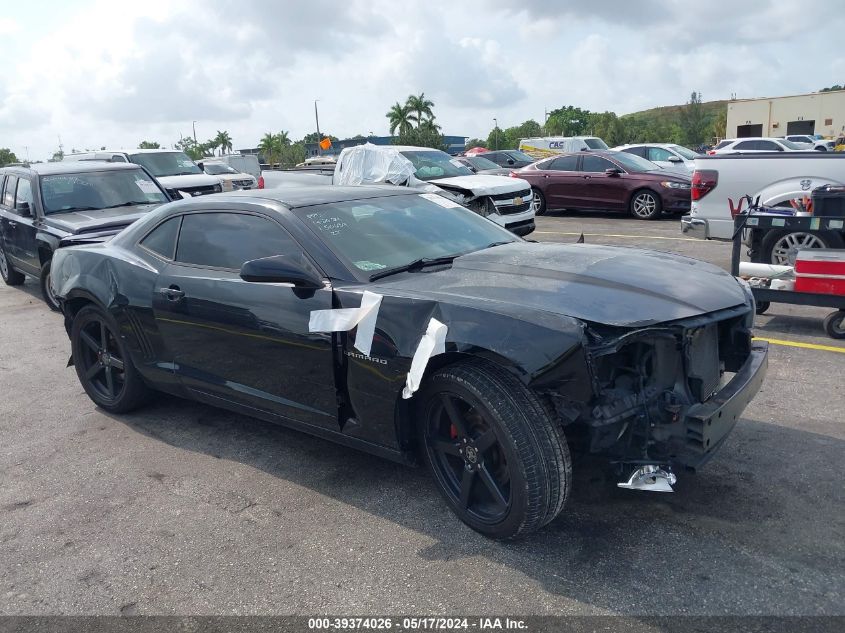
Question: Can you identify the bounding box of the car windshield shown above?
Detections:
[505,150,535,162]
[466,156,501,170]
[780,139,805,150]
[669,145,700,160]
[714,140,732,149]
[204,163,237,175]
[400,150,474,181]
[584,138,609,150]
[40,169,168,214]
[128,151,202,177]
[608,151,658,172]
[298,194,517,279]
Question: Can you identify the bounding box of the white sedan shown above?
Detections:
[708,137,813,155]
[612,143,700,174]
[199,161,257,190]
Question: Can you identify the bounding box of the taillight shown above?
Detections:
[258,175,265,189]
[707,150,716,155]
[691,169,718,201]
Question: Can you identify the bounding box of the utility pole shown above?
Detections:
[493,118,498,150]
[314,100,322,156]
[192,121,197,143]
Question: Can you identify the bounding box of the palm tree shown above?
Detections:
[258,132,280,165]
[214,130,233,155]
[274,130,291,147]
[406,93,435,129]
[386,102,413,135]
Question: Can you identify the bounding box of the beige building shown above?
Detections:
[726,90,845,139]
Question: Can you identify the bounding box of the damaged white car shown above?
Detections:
[333,144,536,236]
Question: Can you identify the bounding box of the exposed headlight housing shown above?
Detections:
[661,181,691,189]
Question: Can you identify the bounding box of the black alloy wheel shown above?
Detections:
[40,260,61,311]
[71,305,149,413]
[0,243,25,286]
[419,360,571,539]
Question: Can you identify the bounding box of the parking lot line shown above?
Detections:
[754,336,845,354]
[534,231,703,242]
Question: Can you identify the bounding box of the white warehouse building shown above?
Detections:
[726,90,845,139]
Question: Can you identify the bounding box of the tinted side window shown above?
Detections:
[15,178,33,207]
[758,141,780,151]
[487,153,505,166]
[0,176,5,201]
[623,146,646,158]
[2,176,17,207]
[734,141,757,150]
[140,216,181,259]
[580,156,615,172]
[548,155,579,171]
[647,147,674,162]
[176,212,300,269]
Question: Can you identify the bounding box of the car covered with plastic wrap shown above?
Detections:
[51,187,767,538]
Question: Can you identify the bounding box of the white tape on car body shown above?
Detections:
[402,318,448,399]
[308,291,383,357]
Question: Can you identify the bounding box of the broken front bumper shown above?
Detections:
[676,340,768,469]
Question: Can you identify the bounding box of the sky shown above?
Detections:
[1,0,843,161]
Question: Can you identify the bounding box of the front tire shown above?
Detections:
[630,189,662,220]
[40,260,61,311]
[0,243,25,286]
[530,188,547,216]
[823,311,845,339]
[417,360,571,539]
[71,305,150,413]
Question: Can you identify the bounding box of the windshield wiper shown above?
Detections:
[484,240,514,249]
[369,254,462,281]
[58,206,101,212]
[110,201,154,208]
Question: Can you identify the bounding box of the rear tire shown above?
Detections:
[0,243,25,286]
[761,230,844,265]
[530,188,546,216]
[40,260,61,312]
[71,304,150,413]
[417,360,571,539]
[823,311,845,339]
[629,189,662,220]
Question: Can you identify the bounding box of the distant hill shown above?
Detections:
[623,99,727,122]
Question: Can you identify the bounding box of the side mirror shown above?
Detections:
[15,202,31,216]
[604,168,622,177]
[197,162,204,170]
[506,158,515,165]
[240,254,323,288]
[667,155,682,163]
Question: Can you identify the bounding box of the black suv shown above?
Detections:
[480,150,535,168]
[0,162,170,310]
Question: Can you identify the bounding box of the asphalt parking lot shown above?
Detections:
[1,212,843,616]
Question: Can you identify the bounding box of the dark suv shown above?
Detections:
[0,162,170,310]
[481,150,535,168]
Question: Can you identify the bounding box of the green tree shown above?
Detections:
[279,143,307,168]
[820,84,843,92]
[258,132,281,166]
[174,137,204,161]
[464,138,487,150]
[214,130,233,155]
[678,91,712,146]
[499,120,543,149]
[0,148,19,166]
[406,93,435,129]
[138,140,161,149]
[301,132,339,144]
[386,102,413,135]
[486,125,504,150]
[395,125,444,151]
[712,109,727,141]
[546,106,592,136]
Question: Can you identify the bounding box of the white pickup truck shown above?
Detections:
[681,153,845,263]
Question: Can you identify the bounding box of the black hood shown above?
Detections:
[372,242,747,327]
[42,203,163,235]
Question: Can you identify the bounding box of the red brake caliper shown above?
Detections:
[449,424,458,440]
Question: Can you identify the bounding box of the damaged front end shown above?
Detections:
[547,307,768,487]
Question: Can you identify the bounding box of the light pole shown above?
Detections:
[192,121,197,143]
[314,99,322,156]
[493,118,498,150]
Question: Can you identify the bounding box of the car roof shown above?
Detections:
[615,143,679,148]
[725,137,784,142]
[1,162,146,176]
[177,185,416,209]
[65,149,184,156]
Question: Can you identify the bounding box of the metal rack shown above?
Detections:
[730,212,845,338]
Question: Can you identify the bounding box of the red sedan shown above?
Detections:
[516,150,691,220]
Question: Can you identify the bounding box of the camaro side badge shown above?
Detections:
[308,291,383,357]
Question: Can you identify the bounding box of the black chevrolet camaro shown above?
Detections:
[51,186,768,538]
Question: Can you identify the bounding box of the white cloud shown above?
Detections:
[0,0,841,160]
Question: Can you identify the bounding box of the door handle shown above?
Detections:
[159,286,185,301]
